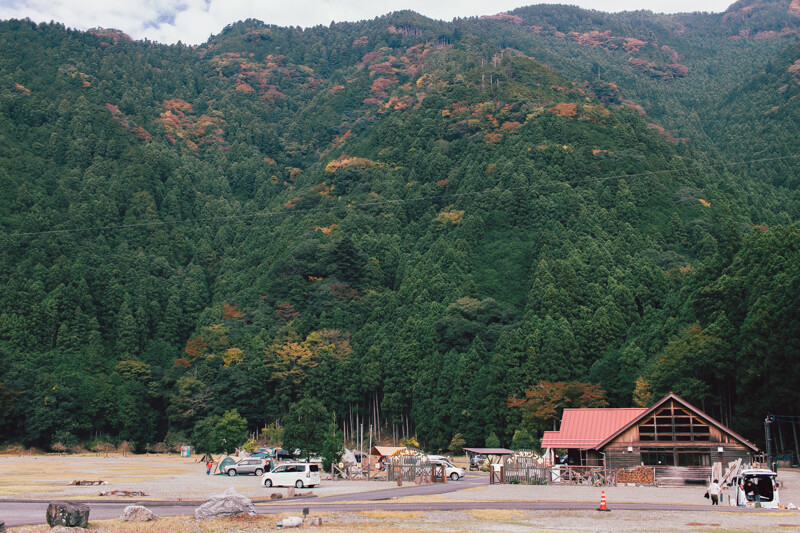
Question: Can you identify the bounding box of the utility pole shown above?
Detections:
[764,414,774,470]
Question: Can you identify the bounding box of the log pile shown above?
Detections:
[617,466,655,485]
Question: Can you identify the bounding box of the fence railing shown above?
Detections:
[493,464,621,486]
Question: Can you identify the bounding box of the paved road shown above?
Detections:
[0,474,781,527]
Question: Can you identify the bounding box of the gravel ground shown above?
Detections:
[2,455,799,532]
[0,454,397,500]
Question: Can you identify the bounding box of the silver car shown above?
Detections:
[221,458,268,476]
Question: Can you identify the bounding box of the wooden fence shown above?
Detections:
[494,465,620,486]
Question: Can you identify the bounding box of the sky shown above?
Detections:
[0,0,736,45]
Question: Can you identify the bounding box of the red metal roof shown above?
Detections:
[541,408,646,449]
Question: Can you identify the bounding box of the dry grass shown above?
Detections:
[0,454,198,497]
[9,514,445,533]
[464,509,528,521]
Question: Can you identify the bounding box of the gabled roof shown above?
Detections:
[541,408,646,449]
[370,446,406,457]
[594,392,759,452]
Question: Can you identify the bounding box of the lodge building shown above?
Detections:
[541,392,758,484]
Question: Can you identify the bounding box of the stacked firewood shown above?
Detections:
[617,466,655,485]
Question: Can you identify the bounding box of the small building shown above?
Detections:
[542,392,758,484]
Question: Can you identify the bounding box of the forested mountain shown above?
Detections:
[0,1,798,453]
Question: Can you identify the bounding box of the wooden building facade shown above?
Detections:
[543,393,758,484]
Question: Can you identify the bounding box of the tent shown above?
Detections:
[214,455,235,475]
[370,446,406,459]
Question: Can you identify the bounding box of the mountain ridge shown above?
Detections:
[0,3,798,452]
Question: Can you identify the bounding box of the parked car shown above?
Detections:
[262,462,321,488]
[470,454,487,467]
[728,468,780,508]
[430,458,465,480]
[221,457,268,477]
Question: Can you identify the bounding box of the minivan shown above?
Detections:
[262,462,321,488]
[728,468,780,508]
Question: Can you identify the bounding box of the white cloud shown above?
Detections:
[0,0,736,45]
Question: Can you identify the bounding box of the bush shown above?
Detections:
[448,433,466,454]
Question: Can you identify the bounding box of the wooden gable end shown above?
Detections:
[599,396,757,451]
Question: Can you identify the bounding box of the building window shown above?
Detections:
[677,451,710,466]
[641,449,674,466]
[638,402,712,442]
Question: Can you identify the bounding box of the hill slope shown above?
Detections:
[0,5,798,451]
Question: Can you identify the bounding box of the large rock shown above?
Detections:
[194,487,256,520]
[119,504,158,521]
[46,501,90,528]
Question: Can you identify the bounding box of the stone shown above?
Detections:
[0,519,5,533]
[119,505,158,521]
[194,487,256,520]
[46,501,90,528]
[270,492,283,500]
[304,517,323,526]
[287,486,295,498]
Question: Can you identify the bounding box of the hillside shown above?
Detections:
[0,3,798,452]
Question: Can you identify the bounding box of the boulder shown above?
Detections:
[194,487,256,520]
[119,505,158,521]
[46,501,90,528]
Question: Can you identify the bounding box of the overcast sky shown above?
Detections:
[0,1,736,45]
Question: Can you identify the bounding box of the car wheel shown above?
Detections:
[254,468,263,476]
[264,478,273,487]
[227,469,237,476]
[295,480,304,488]
[450,472,459,481]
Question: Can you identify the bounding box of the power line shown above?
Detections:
[1,153,798,239]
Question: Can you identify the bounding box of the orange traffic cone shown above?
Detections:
[598,490,610,511]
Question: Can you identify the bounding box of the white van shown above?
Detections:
[728,468,780,509]
[262,462,321,488]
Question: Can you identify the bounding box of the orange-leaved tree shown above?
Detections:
[507,381,608,434]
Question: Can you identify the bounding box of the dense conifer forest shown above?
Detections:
[1,0,799,454]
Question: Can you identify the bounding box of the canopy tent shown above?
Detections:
[463,447,514,467]
[369,446,406,459]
